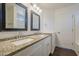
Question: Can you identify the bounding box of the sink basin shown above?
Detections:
[36,35,46,38]
[12,38,34,46]
[38,35,45,37]
[29,35,46,39]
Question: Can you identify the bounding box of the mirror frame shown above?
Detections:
[1,3,28,31]
[31,11,40,31]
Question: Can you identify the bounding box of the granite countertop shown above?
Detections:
[0,33,52,56]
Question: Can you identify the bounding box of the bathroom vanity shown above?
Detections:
[0,33,55,56]
[13,34,52,56]
[0,3,56,56]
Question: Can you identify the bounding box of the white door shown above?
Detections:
[74,11,79,44]
[55,13,73,49]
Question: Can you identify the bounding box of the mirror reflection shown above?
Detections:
[31,11,40,30]
[5,3,27,29]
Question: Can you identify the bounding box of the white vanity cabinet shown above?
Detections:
[13,35,52,56]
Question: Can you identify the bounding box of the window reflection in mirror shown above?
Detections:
[15,4,25,28]
[5,3,27,30]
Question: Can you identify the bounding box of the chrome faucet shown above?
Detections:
[17,31,22,40]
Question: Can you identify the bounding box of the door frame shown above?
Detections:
[72,15,76,50]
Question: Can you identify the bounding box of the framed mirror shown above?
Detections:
[0,4,3,31]
[31,11,40,31]
[2,3,28,31]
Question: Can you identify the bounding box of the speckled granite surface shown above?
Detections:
[0,33,51,56]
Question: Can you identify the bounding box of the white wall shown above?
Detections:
[0,3,40,39]
[40,3,79,50]
[54,4,79,49]
[40,8,55,33]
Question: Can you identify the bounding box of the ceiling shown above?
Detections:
[36,3,76,9]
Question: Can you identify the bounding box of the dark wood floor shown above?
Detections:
[50,47,77,56]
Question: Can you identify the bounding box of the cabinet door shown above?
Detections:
[30,40,43,56]
[30,45,42,56]
[42,36,51,56]
[42,43,49,56]
[14,46,33,56]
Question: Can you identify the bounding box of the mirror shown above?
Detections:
[31,11,40,30]
[2,3,28,30]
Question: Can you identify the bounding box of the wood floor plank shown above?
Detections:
[50,47,77,56]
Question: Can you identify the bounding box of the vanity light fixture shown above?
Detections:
[31,3,42,13]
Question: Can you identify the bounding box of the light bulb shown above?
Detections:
[39,9,42,13]
[37,7,40,10]
[33,4,37,8]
